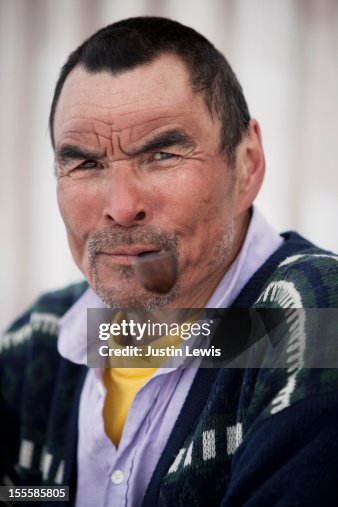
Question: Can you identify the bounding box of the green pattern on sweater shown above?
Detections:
[1,236,338,506]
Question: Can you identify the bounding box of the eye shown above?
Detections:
[78,159,98,169]
[152,152,176,161]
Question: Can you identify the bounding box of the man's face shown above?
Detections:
[54,54,248,308]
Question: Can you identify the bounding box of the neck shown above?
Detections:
[168,210,251,308]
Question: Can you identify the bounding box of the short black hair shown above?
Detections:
[49,16,250,166]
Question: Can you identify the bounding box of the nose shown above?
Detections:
[101,166,150,227]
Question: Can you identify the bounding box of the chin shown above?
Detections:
[94,283,178,309]
[91,266,178,308]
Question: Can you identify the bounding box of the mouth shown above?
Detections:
[98,247,162,266]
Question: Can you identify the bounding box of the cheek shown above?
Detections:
[160,174,231,255]
[57,181,102,242]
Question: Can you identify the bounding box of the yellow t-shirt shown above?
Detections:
[103,367,156,447]
[103,310,201,447]
[102,331,182,447]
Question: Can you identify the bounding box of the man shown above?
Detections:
[1,16,338,507]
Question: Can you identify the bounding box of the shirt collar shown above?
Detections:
[207,206,283,307]
[58,287,105,365]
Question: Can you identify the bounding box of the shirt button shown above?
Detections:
[111,469,124,485]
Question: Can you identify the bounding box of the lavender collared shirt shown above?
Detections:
[58,207,283,507]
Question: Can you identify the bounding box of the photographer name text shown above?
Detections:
[99,344,221,358]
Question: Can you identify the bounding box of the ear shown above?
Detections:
[234,119,265,215]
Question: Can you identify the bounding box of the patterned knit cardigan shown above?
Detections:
[1,232,338,507]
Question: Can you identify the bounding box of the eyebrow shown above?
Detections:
[129,129,196,156]
[56,145,105,164]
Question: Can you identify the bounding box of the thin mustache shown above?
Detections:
[87,228,179,256]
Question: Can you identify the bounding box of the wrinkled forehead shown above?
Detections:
[53,54,204,142]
